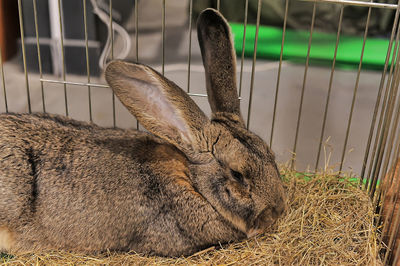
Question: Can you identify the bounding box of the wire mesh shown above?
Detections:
[361,1,400,187]
[339,4,372,173]
[8,0,400,264]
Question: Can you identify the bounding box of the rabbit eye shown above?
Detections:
[230,169,244,183]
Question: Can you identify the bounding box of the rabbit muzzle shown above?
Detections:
[246,197,286,238]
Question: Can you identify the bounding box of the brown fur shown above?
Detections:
[382,159,400,264]
[0,9,286,257]
[0,227,14,251]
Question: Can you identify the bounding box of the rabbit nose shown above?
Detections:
[247,228,263,238]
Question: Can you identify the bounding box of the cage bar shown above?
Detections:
[361,1,400,186]
[109,0,116,127]
[339,5,372,173]
[17,0,32,113]
[369,46,400,197]
[365,21,400,191]
[7,0,400,262]
[187,0,193,93]
[0,49,7,113]
[238,0,249,98]
[40,79,109,88]
[315,5,344,172]
[162,0,166,75]
[300,0,397,10]
[246,0,262,129]
[135,0,139,129]
[379,93,400,199]
[270,0,289,148]
[83,0,93,122]
[32,0,46,113]
[135,0,139,63]
[291,1,317,170]
[57,0,69,116]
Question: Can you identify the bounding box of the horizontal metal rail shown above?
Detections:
[300,0,398,9]
[39,78,210,98]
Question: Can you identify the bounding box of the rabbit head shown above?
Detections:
[105,8,286,238]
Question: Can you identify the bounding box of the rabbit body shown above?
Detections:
[0,8,286,257]
[0,113,242,256]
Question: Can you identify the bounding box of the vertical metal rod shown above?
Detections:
[246,0,262,129]
[379,68,400,184]
[369,55,400,197]
[33,0,46,113]
[377,132,400,250]
[135,0,139,63]
[57,0,68,116]
[109,0,116,127]
[339,6,372,173]
[187,0,193,93]
[365,24,400,190]
[0,48,8,113]
[315,5,344,172]
[291,2,317,170]
[109,0,114,59]
[367,10,400,191]
[83,0,93,122]
[361,4,400,186]
[378,90,400,197]
[238,0,249,98]
[162,0,166,75]
[18,0,32,113]
[135,0,139,130]
[217,0,220,11]
[270,0,289,148]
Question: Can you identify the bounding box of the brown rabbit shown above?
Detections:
[0,8,286,257]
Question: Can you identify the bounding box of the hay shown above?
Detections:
[2,167,381,265]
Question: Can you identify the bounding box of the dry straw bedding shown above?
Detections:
[1,167,381,265]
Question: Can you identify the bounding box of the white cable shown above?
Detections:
[89,0,131,69]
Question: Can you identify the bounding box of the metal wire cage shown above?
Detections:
[2,0,400,264]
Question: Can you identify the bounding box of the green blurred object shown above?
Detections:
[287,172,378,186]
[0,252,14,261]
[230,23,393,70]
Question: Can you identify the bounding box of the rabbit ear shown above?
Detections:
[197,8,243,123]
[105,60,210,159]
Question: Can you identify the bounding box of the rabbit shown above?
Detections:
[0,8,286,257]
